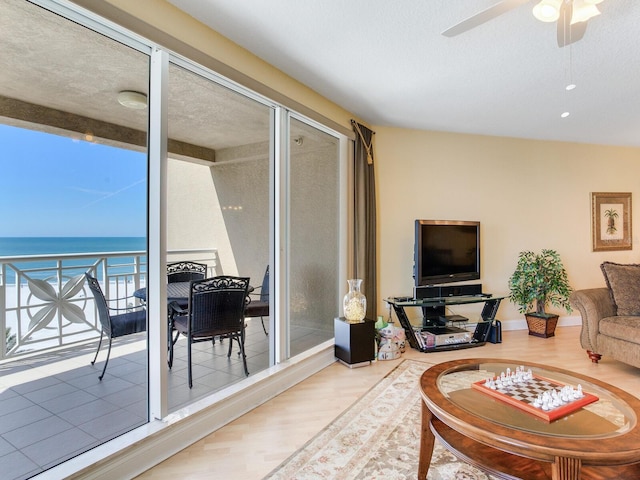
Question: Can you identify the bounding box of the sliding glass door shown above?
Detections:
[0,0,150,476]
[287,118,340,356]
[165,61,272,408]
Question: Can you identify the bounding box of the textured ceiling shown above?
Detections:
[167,0,640,147]
[1,1,148,135]
[0,0,274,154]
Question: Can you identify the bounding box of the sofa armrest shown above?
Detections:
[569,288,615,353]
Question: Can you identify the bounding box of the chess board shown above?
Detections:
[472,373,599,422]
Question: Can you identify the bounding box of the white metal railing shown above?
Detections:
[0,248,220,360]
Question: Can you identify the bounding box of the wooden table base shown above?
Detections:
[419,410,640,480]
[419,360,640,480]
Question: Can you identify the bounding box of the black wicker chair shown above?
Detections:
[166,261,208,353]
[166,261,207,283]
[85,273,146,380]
[244,266,269,335]
[169,276,250,388]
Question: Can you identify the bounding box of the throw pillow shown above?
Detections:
[600,262,640,316]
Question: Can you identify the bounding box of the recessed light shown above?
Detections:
[117,90,147,109]
[561,112,570,118]
[566,83,576,91]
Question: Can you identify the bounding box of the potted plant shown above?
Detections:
[508,249,572,338]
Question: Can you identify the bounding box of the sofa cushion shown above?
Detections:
[601,262,640,316]
[599,316,640,341]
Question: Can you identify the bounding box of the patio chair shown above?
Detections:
[166,261,207,353]
[169,276,250,388]
[85,273,147,380]
[166,261,207,283]
[244,266,269,335]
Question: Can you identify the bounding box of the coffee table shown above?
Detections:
[419,358,640,479]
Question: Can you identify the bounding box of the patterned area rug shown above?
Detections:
[265,359,499,480]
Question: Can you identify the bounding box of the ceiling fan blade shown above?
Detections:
[557,1,588,47]
[442,0,531,37]
[563,21,588,47]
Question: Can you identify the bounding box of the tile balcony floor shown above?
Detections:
[0,318,327,480]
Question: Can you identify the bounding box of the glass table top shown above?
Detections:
[436,360,636,438]
[386,295,507,307]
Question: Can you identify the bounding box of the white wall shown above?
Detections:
[375,126,640,327]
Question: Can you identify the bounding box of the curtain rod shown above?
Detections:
[350,119,375,135]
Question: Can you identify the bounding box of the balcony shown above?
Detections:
[0,248,271,480]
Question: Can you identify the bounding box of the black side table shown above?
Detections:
[334,317,375,367]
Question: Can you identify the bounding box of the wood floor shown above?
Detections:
[136,326,639,479]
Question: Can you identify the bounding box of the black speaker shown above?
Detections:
[440,283,482,297]
[414,286,441,299]
[415,283,483,299]
[488,320,502,344]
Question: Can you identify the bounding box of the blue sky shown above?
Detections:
[0,124,147,237]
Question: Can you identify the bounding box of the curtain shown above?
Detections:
[351,120,377,320]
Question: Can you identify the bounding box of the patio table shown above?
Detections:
[133,282,254,308]
[133,282,190,308]
[134,282,190,308]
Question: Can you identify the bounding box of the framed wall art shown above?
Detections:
[591,192,632,252]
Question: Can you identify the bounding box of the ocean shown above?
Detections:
[0,237,146,256]
[0,237,146,283]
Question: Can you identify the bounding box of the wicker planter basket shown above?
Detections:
[525,313,559,338]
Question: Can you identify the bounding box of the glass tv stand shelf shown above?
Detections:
[386,294,506,352]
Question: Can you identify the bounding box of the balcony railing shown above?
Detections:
[0,248,219,360]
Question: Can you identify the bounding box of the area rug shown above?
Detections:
[264,359,499,480]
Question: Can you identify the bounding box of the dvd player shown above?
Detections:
[418,326,471,348]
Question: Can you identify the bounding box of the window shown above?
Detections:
[1,0,348,477]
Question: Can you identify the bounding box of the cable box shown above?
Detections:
[439,314,468,323]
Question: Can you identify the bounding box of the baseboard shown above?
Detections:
[42,342,336,480]
[500,314,582,331]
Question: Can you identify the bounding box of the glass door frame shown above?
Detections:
[37,0,351,422]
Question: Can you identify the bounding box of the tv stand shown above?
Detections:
[386,294,505,352]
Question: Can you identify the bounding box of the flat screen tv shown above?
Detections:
[414,220,480,286]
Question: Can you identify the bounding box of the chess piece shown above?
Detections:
[533,395,542,408]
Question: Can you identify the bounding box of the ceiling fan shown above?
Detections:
[442,0,604,47]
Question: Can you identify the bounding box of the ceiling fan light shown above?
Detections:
[533,0,562,22]
[571,2,601,24]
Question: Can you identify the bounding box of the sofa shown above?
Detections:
[569,262,640,369]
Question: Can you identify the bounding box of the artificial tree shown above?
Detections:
[508,249,572,337]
